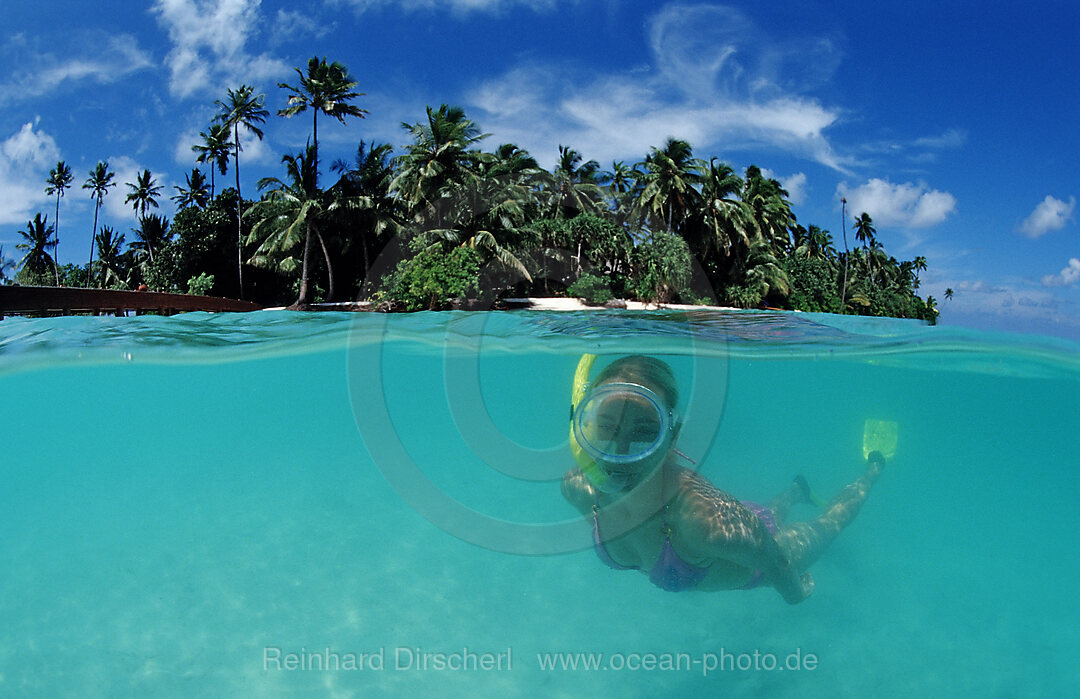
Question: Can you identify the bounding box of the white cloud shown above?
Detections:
[334,0,557,13]
[944,278,1062,321]
[0,121,61,226]
[1042,258,1080,287]
[837,178,956,228]
[174,128,203,165]
[761,169,808,205]
[1019,195,1075,239]
[1,122,60,166]
[232,124,275,168]
[174,122,271,186]
[94,158,174,225]
[152,0,290,98]
[271,9,335,42]
[466,3,848,171]
[0,34,153,105]
[912,128,967,150]
[102,157,146,224]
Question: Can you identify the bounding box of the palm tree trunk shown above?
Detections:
[88,201,99,289]
[297,226,314,305]
[839,199,849,312]
[53,194,61,285]
[312,111,319,190]
[233,125,244,299]
[360,233,370,297]
[315,229,334,301]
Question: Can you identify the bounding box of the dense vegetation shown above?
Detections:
[3,57,938,321]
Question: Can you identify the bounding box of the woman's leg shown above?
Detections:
[766,475,812,524]
[775,453,885,573]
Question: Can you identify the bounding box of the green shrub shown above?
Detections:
[567,273,615,305]
[392,245,481,311]
[187,272,215,296]
[631,231,692,303]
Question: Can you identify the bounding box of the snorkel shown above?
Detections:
[570,354,688,494]
[570,354,614,491]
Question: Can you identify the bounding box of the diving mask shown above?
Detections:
[572,382,675,467]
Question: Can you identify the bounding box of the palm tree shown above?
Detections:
[330,141,403,288]
[391,104,489,226]
[16,213,58,282]
[486,143,545,190]
[602,160,636,200]
[912,255,927,288]
[125,169,162,218]
[277,56,367,187]
[420,162,535,284]
[944,287,953,301]
[172,168,211,209]
[246,144,331,304]
[853,212,876,279]
[215,84,270,298]
[130,214,171,264]
[44,160,73,285]
[698,158,755,271]
[742,240,790,304]
[853,212,876,249]
[867,238,888,285]
[633,138,703,237]
[192,122,232,199]
[742,166,795,254]
[82,161,116,287]
[793,224,835,262]
[549,145,604,219]
[94,226,126,288]
[600,160,640,227]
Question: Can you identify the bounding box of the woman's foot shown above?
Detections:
[793,475,812,504]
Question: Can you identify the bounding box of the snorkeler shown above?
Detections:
[561,355,887,604]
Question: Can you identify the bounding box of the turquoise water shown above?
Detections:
[1,309,1078,697]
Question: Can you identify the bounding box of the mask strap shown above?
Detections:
[672,447,697,465]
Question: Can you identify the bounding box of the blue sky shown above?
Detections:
[1,0,1077,340]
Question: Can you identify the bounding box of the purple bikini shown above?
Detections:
[592,499,778,592]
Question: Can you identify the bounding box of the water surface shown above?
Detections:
[1,309,1077,696]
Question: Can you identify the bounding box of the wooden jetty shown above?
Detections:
[0,286,261,318]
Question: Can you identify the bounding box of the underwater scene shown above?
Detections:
[1,309,1078,697]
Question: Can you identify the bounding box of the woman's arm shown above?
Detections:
[561,467,597,516]
[674,470,814,604]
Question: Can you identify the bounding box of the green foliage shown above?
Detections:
[15,267,53,286]
[144,242,181,292]
[57,263,88,288]
[155,192,251,298]
[390,245,481,311]
[724,283,764,309]
[187,272,215,296]
[290,277,326,304]
[631,231,692,303]
[784,257,841,313]
[567,273,615,305]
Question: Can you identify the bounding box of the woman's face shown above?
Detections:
[583,381,676,492]
[591,391,666,457]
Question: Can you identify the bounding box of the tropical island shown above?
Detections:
[3,57,939,322]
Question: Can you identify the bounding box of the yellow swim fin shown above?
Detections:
[863,419,898,462]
